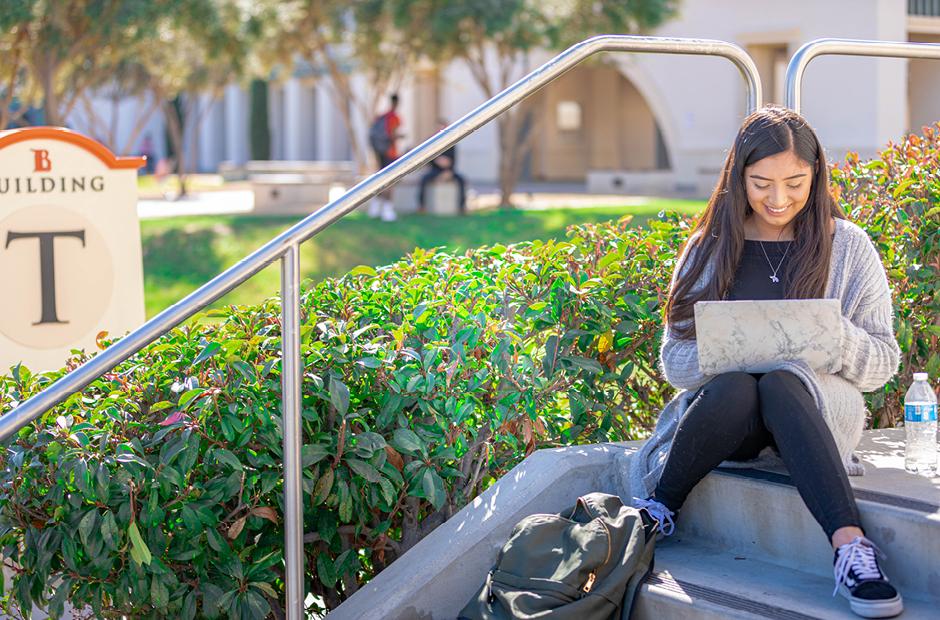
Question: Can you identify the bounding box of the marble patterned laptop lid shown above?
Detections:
[694,299,842,375]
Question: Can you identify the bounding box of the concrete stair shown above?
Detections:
[674,467,940,602]
[333,428,940,618]
[628,428,940,618]
[634,539,937,619]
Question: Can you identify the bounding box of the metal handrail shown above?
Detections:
[786,38,940,112]
[1,35,761,619]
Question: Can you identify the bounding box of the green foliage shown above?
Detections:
[0,213,687,617]
[0,0,187,125]
[249,79,271,161]
[0,125,937,616]
[831,123,940,425]
[0,1,265,144]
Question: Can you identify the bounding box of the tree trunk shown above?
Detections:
[497,113,522,208]
[119,94,161,156]
[497,105,540,209]
[319,53,368,174]
[249,79,271,160]
[162,97,188,199]
[38,53,61,126]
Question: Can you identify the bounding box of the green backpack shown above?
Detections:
[458,493,655,620]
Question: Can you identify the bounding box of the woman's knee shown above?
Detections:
[758,370,816,423]
[758,370,809,399]
[694,372,759,422]
[705,372,759,395]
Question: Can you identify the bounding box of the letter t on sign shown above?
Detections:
[5,230,85,324]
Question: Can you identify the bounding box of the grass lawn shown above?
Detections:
[140,199,705,317]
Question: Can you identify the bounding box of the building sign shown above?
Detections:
[0,127,146,372]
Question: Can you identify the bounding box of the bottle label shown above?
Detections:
[905,403,938,423]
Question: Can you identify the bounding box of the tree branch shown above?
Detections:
[0,28,27,129]
[119,94,162,156]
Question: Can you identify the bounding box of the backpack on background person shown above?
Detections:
[369,113,393,155]
[458,493,656,620]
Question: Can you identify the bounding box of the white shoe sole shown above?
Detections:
[838,584,904,618]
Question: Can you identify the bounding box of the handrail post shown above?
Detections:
[281,244,304,619]
[786,38,940,113]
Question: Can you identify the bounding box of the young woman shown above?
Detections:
[628,105,903,618]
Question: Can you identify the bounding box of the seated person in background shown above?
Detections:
[418,119,467,214]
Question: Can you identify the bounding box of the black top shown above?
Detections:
[726,240,792,301]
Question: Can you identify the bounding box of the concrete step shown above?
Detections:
[635,539,936,619]
[651,429,940,604]
[335,429,937,618]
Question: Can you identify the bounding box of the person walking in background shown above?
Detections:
[368,93,403,222]
[418,119,467,215]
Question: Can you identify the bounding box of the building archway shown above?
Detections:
[524,63,673,183]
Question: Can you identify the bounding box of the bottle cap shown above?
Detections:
[913,372,928,381]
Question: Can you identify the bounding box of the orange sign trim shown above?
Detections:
[0,126,146,170]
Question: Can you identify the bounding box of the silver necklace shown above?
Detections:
[758,240,792,284]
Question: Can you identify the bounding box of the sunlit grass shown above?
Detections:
[140,199,705,317]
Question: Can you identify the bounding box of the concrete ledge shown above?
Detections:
[586,170,675,195]
[332,441,641,620]
[219,159,356,182]
[425,180,461,215]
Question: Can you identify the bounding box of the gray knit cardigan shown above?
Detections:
[627,218,901,501]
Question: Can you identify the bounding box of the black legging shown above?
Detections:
[653,370,862,540]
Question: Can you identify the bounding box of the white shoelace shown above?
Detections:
[633,497,676,536]
[832,536,885,597]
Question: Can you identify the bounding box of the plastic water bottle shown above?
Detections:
[904,372,938,476]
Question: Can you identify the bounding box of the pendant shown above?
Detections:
[770,275,780,283]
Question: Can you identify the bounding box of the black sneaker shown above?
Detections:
[833,536,903,618]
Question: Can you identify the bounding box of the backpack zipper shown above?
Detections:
[574,496,612,594]
[582,571,597,593]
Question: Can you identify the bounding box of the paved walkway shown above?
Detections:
[137,185,659,219]
[138,190,254,219]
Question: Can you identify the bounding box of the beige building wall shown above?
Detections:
[618,72,659,171]
[411,65,442,144]
[908,29,940,133]
[432,0,929,195]
[529,66,590,180]
[510,65,661,182]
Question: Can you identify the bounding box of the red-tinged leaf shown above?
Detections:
[248,507,278,524]
[385,445,404,472]
[159,411,186,426]
[227,516,246,540]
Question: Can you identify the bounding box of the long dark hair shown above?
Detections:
[665,105,846,338]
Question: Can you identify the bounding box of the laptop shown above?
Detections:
[694,299,842,375]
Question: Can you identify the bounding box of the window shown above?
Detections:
[556,101,582,131]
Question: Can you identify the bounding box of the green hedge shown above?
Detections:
[831,123,940,424]
[0,125,937,618]
[0,214,686,618]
